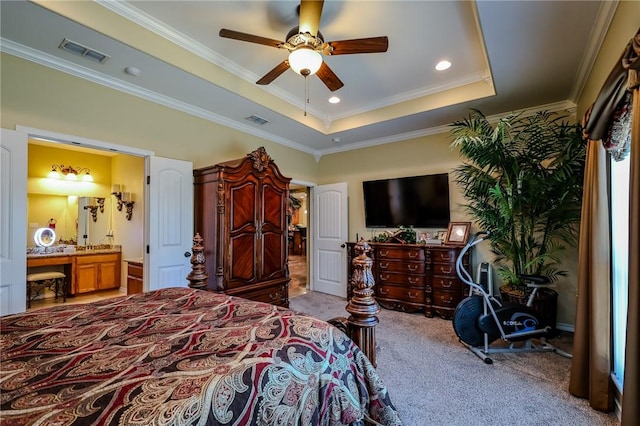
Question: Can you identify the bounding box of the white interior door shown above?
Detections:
[311,182,348,297]
[146,156,193,291]
[1,129,27,316]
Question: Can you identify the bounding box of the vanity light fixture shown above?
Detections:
[48,164,94,182]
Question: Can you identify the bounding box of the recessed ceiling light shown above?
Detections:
[435,60,451,71]
[328,96,341,104]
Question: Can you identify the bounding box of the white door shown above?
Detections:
[146,156,193,291]
[1,129,27,316]
[311,182,348,297]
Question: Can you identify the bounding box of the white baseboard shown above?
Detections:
[556,322,575,333]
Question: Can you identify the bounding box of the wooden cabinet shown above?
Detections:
[75,253,121,294]
[193,147,291,307]
[126,260,143,295]
[375,244,426,313]
[426,246,469,319]
[346,242,470,319]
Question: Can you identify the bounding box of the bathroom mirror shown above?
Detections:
[77,197,112,246]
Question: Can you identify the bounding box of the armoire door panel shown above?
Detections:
[229,182,257,231]
[229,234,257,286]
[261,232,285,279]
[262,184,285,228]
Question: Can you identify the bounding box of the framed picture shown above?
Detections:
[445,222,471,245]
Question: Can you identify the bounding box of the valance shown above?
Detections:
[583,28,639,144]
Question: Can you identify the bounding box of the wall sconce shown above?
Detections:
[83,197,105,222]
[112,185,135,220]
[48,164,94,182]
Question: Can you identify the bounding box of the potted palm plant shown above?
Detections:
[449,109,586,328]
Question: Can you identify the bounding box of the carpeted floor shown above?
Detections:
[289,291,620,426]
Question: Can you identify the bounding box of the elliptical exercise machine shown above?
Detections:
[452,231,572,364]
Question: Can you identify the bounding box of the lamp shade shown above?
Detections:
[288,48,322,76]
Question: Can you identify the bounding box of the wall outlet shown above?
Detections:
[29,222,39,228]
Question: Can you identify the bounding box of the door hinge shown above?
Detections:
[146,245,150,254]
[147,176,150,185]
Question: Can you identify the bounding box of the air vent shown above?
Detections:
[58,38,110,64]
[245,115,269,125]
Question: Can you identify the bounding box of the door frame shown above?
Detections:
[16,125,154,291]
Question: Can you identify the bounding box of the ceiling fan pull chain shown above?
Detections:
[304,76,309,116]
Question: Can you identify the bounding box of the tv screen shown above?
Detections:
[362,173,450,228]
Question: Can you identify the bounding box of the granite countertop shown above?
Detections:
[27,245,122,258]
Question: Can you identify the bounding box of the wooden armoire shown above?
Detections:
[193,147,291,307]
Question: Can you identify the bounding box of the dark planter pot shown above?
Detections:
[499,285,558,332]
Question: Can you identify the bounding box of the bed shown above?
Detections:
[0,287,402,425]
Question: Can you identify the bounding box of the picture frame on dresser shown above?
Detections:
[445,222,471,246]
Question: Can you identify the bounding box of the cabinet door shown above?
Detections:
[76,264,98,293]
[227,179,259,288]
[98,262,119,290]
[260,179,287,281]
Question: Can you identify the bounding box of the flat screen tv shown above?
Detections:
[362,173,450,228]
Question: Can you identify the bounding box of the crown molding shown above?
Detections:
[1,38,317,156]
[569,0,619,103]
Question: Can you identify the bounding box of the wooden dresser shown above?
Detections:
[193,147,291,307]
[346,242,470,319]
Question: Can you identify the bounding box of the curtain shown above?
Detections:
[621,84,638,426]
[570,28,639,422]
[569,139,612,411]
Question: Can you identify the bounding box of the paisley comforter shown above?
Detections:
[0,287,401,425]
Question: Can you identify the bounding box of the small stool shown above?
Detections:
[26,272,66,308]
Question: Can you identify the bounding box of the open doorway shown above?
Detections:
[26,138,144,309]
[289,186,309,298]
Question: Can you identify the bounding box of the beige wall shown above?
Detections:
[0,53,319,183]
[3,1,638,327]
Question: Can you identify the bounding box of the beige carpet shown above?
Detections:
[289,291,619,426]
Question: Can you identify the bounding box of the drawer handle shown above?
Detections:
[379,250,389,257]
[380,262,389,269]
[408,292,418,299]
[408,251,419,258]
[407,264,418,272]
[440,279,453,288]
[442,296,454,304]
[440,254,451,260]
[440,266,452,274]
[379,287,388,295]
[380,273,390,281]
[408,277,419,284]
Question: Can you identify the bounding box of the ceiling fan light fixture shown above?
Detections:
[289,47,322,76]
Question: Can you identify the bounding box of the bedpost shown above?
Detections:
[186,233,209,290]
[329,238,380,367]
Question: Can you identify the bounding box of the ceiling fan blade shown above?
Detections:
[327,37,389,55]
[219,29,283,48]
[256,61,290,85]
[298,0,324,36]
[316,62,343,92]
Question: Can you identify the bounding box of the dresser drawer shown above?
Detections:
[429,248,460,263]
[377,271,424,286]
[225,283,288,307]
[378,260,425,274]
[432,263,456,276]
[377,284,424,304]
[376,247,424,261]
[431,276,463,291]
[432,289,462,309]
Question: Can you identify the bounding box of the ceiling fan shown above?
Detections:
[219,0,389,92]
